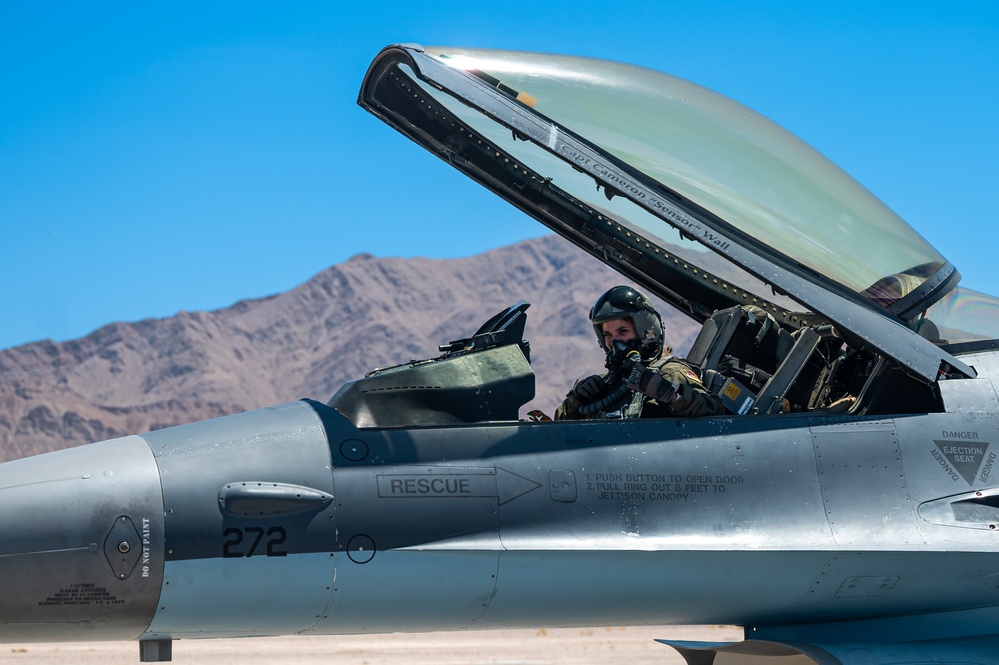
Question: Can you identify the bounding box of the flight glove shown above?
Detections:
[626,364,680,403]
[573,374,606,403]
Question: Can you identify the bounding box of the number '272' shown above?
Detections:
[223,526,288,557]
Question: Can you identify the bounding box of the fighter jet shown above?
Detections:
[2,44,999,664]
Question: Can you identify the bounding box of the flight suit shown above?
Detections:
[554,356,724,420]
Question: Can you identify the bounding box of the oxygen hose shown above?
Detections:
[578,384,629,416]
[578,350,642,416]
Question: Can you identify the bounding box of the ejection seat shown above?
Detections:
[687,306,792,380]
[687,305,840,415]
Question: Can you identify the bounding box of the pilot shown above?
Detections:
[555,286,723,420]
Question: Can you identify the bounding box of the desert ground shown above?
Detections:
[2,625,743,664]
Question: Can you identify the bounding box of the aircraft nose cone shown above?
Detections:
[0,435,164,642]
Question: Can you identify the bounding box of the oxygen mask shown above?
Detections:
[605,338,642,374]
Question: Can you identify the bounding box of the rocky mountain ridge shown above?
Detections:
[0,235,702,461]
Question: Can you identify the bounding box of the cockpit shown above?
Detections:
[334,44,999,427]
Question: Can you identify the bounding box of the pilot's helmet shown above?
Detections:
[589,286,664,361]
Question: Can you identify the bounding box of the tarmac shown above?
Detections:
[1,625,743,664]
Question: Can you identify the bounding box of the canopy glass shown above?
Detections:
[423,46,949,312]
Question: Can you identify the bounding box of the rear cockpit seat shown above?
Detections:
[687,306,845,415]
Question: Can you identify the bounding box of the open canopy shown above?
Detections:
[425,47,953,316]
[358,44,992,382]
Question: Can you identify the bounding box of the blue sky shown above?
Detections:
[1,2,996,351]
